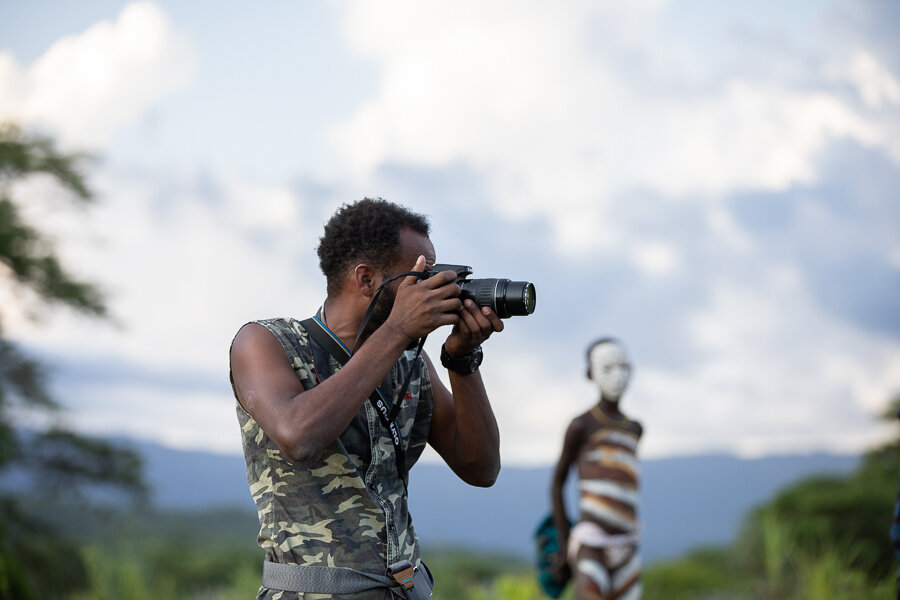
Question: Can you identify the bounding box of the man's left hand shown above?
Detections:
[443,299,504,357]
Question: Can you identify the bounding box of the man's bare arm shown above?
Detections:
[231,321,412,461]
[427,299,503,487]
[425,352,500,487]
[231,257,460,461]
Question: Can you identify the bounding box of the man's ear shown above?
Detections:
[353,263,377,298]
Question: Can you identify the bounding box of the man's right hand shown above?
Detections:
[385,255,462,342]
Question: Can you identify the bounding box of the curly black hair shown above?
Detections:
[317,198,430,296]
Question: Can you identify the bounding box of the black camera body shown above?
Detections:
[425,264,536,319]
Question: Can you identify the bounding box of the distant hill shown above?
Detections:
[131,440,858,563]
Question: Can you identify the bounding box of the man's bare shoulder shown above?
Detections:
[230,322,290,374]
[234,321,267,339]
[232,322,273,354]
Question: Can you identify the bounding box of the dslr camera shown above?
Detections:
[425,264,536,318]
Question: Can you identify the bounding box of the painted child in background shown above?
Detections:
[550,338,643,600]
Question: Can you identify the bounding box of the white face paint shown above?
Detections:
[589,342,632,400]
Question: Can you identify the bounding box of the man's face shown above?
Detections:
[589,341,632,400]
[367,229,435,331]
[367,276,397,332]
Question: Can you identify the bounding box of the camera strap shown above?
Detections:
[352,271,429,423]
[352,270,427,353]
[301,314,419,485]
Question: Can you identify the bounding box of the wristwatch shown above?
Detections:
[440,344,483,374]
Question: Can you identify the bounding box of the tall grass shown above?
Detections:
[51,535,895,600]
[16,498,895,599]
[755,514,894,600]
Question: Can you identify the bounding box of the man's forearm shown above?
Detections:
[275,323,412,461]
[445,371,501,486]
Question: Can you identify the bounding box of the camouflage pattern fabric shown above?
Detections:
[233,311,434,600]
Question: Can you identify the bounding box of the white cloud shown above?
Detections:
[650,82,880,195]
[62,382,242,455]
[482,345,595,466]
[330,1,893,255]
[0,2,193,149]
[645,271,900,459]
[7,168,323,376]
[828,49,900,109]
[331,0,634,247]
[630,240,679,275]
[227,178,301,232]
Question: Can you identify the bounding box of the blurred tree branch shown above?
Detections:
[0,123,105,317]
[0,123,146,599]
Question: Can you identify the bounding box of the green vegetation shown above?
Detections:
[639,397,900,600]
[425,548,553,600]
[18,475,892,600]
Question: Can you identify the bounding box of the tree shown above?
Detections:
[730,394,900,596]
[0,123,146,599]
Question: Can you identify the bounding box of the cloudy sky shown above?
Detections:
[1,0,898,466]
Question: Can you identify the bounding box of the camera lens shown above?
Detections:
[459,278,537,318]
[506,280,536,316]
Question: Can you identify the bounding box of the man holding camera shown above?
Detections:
[229,198,504,599]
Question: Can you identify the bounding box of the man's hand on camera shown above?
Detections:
[384,255,462,343]
[443,297,504,357]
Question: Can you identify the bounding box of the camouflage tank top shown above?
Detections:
[233,312,434,600]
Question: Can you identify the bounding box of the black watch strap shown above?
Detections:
[440,344,483,374]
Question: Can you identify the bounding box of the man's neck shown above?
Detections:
[322,296,368,350]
